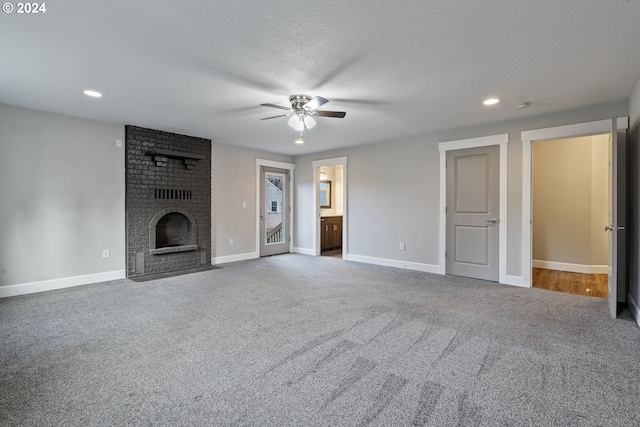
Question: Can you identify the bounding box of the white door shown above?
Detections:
[446,146,499,281]
[260,167,290,256]
[606,119,627,318]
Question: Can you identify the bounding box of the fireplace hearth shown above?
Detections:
[125,126,211,277]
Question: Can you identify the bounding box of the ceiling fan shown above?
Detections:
[260,95,346,131]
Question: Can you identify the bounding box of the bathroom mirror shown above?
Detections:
[320,180,331,208]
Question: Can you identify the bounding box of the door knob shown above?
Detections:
[485,218,498,224]
[605,225,625,231]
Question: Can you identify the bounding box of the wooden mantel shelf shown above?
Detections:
[148,149,205,161]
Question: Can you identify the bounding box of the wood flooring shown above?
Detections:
[532,268,608,298]
[321,248,343,258]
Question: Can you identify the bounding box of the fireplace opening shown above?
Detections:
[148,207,199,255]
[156,213,190,248]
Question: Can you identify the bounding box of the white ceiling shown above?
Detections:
[2,1,640,155]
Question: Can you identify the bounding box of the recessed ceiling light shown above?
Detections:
[516,102,530,109]
[294,138,304,144]
[483,98,500,106]
[83,90,102,98]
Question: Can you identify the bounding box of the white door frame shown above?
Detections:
[520,117,629,288]
[256,159,295,255]
[439,134,509,284]
[312,157,348,258]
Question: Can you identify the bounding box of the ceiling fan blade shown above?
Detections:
[260,114,289,120]
[304,96,329,111]
[260,103,291,111]
[315,110,346,118]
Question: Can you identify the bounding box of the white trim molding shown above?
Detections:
[213,252,258,265]
[521,117,629,288]
[293,247,315,256]
[256,159,295,257]
[0,270,126,298]
[522,117,629,143]
[438,133,509,284]
[346,254,440,274]
[532,260,608,275]
[505,276,525,288]
[312,156,348,259]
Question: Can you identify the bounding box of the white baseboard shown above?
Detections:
[293,247,315,256]
[628,292,640,328]
[532,260,608,274]
[345,254,440,274]
[0,270,126,299]
[212,252,258,265]
[505,275,526,288]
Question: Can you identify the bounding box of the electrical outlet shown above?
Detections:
[399,242,405,251]
[102,249,110,259]
[242,202,246,208]
[116,139,122,147]
[229,238,234,246]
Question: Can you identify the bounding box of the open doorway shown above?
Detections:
[312,157,347,258]
[531,135,609,298]
[319,165,344,257]
[522,117,629,318]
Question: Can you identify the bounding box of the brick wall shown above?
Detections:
[125,125,211,277]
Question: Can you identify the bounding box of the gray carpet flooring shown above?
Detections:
[2,254,640,426]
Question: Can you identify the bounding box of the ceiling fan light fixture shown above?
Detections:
[288,115,304,131]
[483,98,500,106]
[303,115,316,129]
[261,94,346,132]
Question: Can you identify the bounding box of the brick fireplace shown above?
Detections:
[125,125,211,278]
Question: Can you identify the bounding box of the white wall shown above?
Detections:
[297,137,441,267]
[294,101,628,278]
[211,142,292,262]
[0,104,125,293]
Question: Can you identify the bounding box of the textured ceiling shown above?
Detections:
[2,1,640,155]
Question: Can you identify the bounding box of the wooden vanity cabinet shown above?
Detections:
[321,216,342,251]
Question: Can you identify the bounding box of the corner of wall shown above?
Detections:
[627,292,640,328]
[630,76,640,128]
